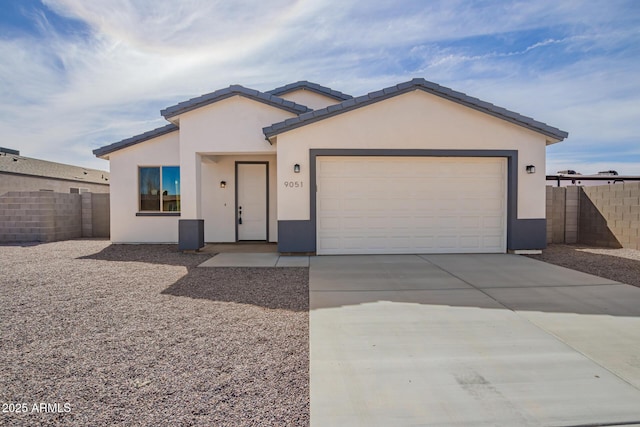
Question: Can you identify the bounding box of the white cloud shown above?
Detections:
[0,0,638,173]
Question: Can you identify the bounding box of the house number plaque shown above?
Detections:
[283,181,303,188]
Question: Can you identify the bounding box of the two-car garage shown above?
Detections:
[316,156,507,255]
[267,79,567,255]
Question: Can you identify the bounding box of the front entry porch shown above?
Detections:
[178,154,278,250]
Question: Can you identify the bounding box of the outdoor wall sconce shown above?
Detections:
[526,165,536,174]
[294,164,301,173]
[220,181,226,188]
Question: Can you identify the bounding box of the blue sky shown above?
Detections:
[1,0,639,174]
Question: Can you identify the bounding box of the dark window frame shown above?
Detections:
[137,166,181,214]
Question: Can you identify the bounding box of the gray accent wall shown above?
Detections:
[178,219,205,251]
[278,220,316,253]
[509,219,547,250]
[277,148,547,253]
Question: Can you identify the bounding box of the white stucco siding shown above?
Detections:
[201,155,277,242]
[276,90,547,221]
[108,131,180,243]
[178,96,294,154]
[277,89,342,110]
[176,96,295,220]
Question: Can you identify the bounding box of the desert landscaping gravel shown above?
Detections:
[526,244,640,288]
[0,240,309,426]
[3,239,639,426]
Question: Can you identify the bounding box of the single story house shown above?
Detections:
[1,147,110,195]
[93,78,567,254]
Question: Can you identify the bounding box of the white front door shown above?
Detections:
[237,163,268,241]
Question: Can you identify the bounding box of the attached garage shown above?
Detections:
[268,80,568,255]
[316,156,507,254]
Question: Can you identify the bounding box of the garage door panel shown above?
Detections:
[483,216,504,228]
[317,157,506,254]
[459,236,481,248]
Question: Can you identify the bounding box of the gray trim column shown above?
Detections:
[178,219,204,251]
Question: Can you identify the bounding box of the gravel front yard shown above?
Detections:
[0,240,309,426]
[525,244,640,288]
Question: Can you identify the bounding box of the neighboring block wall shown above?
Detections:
[545,186,579,244]
[580,183,639,249]
[81,193,110,238]
[91,193,110,237]
[547,183,640,250]
[53,193,82,241]
[0,191,110,243]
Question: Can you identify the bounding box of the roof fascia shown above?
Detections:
[93,123,178,158]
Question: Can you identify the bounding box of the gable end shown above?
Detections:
[266,81,353,101]
[161,85,311,120]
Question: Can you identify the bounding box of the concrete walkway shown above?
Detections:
[310,254,640,426]
[198,252,309,267]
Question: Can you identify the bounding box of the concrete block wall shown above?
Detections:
[89,193,110,238]
[81,193,93,237]
[546,186,578,244]
[580,182,640,249]
[565,186,579,243]
[545,186,553,243]
[53,193,82,241]
[0,191,110,243]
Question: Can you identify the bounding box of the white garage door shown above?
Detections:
[316,156,507,255]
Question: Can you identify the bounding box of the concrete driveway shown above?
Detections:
[310,254,640,426]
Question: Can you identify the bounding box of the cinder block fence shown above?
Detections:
[547,182,640,250]
[0,191,110,243]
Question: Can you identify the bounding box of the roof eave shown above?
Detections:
[92,123,179,158]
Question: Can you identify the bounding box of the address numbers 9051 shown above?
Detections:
[283,181,303,188]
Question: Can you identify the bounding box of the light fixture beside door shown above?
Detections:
[220,180,226,188]
[294,164,300,173]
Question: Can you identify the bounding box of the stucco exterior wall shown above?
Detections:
[176,96,295,219]
[0,173,109,196]
[201,155,277,242]
[275,90,547,222]
[277,89,342,110]
[107,130,180,243]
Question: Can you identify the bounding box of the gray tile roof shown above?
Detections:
[93,124,178,158]
[0,152,109,184]
[161,85,311,120]
[266,81,353,101]
[263,78,569,141]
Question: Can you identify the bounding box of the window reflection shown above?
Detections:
[139,166,180,212]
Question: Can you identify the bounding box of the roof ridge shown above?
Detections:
[160,85,311,119]
[263,78,568,141]
[266,81,353,101]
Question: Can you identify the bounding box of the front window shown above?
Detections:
[139,166,180,212]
